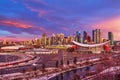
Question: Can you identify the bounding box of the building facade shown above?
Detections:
[92,29,102,43]
[108,32,114,45]
[75,31,82,43]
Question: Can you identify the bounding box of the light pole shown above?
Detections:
[32,63,37,77]
[32,63,37,69]
[62,51,64,66]
[62,50,66,67]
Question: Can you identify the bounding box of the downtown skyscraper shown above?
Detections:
[83,31,92,43]
[108,32,114,45]
[92,29,102,43]
[41,33,47,46]
[75,31,82,43]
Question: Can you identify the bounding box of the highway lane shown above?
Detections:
[48,53,120,80]
[0,51,119,78]
[0,55,42,75]
[0,53,59,75]
[0,53,62,75]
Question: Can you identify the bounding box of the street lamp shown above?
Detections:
[32,63,37,70]
[62,50,65,67]
[32,63,37,77]
[62,50,68,67]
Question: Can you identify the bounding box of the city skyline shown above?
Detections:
[0,0,120,41]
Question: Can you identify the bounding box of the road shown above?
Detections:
[0,50,119,80]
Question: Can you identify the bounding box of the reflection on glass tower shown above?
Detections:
[75,31,82,43]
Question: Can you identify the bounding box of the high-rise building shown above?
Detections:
[34,38,41,46]
[60,33,64,45]
[92,29,102,43]
[56,34,60,45]
[41,33,47,46]
[83,31,88,43]
[28,40,34,45]
[75,31,82,43]
[46,38,51,46]
[54,33,65,45]
[68,35,73,44]
[87,35,92,42]
[83,31,92,43]
[108,32,114,45]
[63,37,68,45]
[51,33,56,45]
[60,33,64,39]
[83,31,88,40]
[92,30,96,43]
[3,39,7,45]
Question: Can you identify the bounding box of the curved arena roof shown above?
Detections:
[72,41,110,47]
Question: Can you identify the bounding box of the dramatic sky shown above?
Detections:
[0,0,120,41]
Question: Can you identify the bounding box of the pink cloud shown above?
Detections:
[30,0,47,5]
[0,19,52,35]
[92,16,120,40]
[0,37,31,41]
[39,27,47,32]
[0,20,32,29]
[61,27,69,31]
[24,2,48,17]
[38,10,48,17]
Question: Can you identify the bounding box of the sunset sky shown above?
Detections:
[0,0,120,41]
